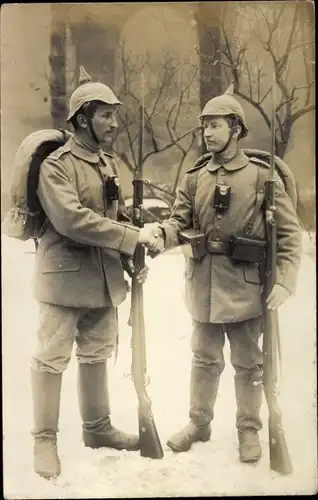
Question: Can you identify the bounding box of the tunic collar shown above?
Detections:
[69,135,102,163]
[206,150,249,172]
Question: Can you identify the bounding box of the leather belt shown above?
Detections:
[206,240,230,255]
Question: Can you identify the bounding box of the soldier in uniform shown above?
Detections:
[31,67,162,479]
[156,86,302,462]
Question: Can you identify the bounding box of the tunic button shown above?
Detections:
[215,236,220,241]
[221,171,226,176]
[215,225,220,230]
[216,214,222,219]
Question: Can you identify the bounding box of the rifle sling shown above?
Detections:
[190,169,200,230]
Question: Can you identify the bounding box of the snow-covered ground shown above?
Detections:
[2,232,317,498]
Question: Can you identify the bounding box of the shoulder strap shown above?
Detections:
[187,153,212,173]
[243,165,265,235]
[242,148,297,208]
[187,170,200,230]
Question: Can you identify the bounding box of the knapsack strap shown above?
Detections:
[243,165,264,235]
[189,169,200,230]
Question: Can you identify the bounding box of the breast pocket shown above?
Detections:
[243,264,261,284]
[41,251,82,274]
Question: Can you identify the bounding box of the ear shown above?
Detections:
[77,113,88,129]
[232,123,242,140]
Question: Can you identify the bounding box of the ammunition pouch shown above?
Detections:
[179,229,207,260]
[179,230,266,264]
[228,235,266,263]
[104,175,119,204]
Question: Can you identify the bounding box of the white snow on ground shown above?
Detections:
[2,232,317,498]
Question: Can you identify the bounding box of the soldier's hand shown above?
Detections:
[135,265,149,284]
[147,223,165,253]
[138,224,164,252]
[266,283,290,310]
[147,235,165,257]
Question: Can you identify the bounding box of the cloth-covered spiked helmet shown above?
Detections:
[199,84,248,138]
[66,66,122,121]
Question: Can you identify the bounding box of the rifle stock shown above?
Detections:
[130,263,164,459]
[262,283,293,474]
[129,94,164,459]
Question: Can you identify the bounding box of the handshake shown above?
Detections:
[138,223,165,255]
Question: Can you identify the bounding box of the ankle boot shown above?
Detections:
[167,421,211,452]
[78,362,139,451]
[31,370,62,479]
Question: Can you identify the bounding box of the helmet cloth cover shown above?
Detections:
[66,66,122,121]
[199,84,248,137]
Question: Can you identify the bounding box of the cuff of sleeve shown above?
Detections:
[158,225,166,244]
[276,267,297,295]
[160,223,179,249]
[119,225,140,255]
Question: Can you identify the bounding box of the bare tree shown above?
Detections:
[199,1,314,159]
[113,43,200,200]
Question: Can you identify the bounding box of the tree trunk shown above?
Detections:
[49,5,67,128]
[196,3,225,155]
[276,141,288,159]
[196,4,223,108]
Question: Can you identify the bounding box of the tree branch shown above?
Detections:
[143,127,199,163]
[291,104,315,125]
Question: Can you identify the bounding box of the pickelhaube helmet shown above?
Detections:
[199,84,248,137]
[66,66,122,121]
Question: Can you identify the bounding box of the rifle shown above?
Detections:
[129,74,164,459]
[262,70,293,475]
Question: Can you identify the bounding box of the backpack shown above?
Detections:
[2,129,72,244]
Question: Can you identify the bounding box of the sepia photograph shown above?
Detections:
[1,1,316,498]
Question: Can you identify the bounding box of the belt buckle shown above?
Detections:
[211,241,222,250]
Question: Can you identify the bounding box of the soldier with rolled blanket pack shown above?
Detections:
[30,67,162,479]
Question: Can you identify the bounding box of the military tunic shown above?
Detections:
[161,150,302,323]
[34,135,139,309]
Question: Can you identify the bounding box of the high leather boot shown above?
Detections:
[167,356,221,452]
[78,361,139,451]
[235,370,263,463]
[31,370,62,479]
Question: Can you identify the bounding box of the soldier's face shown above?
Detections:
[202,116,232,152]
[91,104,118,146]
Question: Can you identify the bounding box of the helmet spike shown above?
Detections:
[79,66,92,85]
[223,83,234,96]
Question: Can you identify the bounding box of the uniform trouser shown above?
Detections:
[190,316,263,431]
[31,302,118,373]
